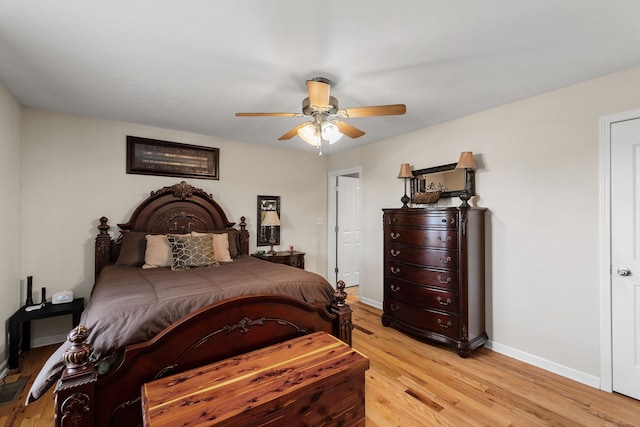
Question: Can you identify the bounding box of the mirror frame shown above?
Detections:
[410,162,475,199]
[256,195,280,247]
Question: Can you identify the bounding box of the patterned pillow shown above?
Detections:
[167,234,219,270]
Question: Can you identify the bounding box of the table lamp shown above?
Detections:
[261,210,280,255]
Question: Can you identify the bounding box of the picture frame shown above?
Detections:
[257,195,280,247]
[126,136,219,180]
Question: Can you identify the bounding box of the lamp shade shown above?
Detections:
[322,121,343,144]
[397,163,413,178]
[455,152,477,170]
[298,123,321,146]
[261,210,280,227]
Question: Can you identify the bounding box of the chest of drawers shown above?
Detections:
[382,207,487,357]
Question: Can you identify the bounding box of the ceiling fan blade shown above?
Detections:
[278,123,308,140]
[306,80,330,108]
[236,112,302,117]
[335,121,365,139]
[337,104,406,118]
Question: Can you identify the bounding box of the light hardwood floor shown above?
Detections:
[1,291,638,426]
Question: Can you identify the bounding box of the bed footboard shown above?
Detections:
[55,288,352,427]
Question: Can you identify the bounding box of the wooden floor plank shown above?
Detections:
[1,289,638,426]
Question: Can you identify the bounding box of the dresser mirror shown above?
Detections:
[410,162,475,199]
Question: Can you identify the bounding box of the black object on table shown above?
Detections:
[8,298,84,370]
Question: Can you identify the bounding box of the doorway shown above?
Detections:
[600,109,640,399]
[327,168,361,290]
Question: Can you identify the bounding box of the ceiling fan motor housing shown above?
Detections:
[302,96,339,115]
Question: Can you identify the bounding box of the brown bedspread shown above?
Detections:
[27,256,334,402]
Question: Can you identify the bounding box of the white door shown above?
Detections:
[611,117,640,400]
[336,176,360,286]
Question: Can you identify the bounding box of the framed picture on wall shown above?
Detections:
[126,136,219,180]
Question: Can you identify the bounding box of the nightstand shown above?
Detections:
[8,298,84,369]
[251,250,305,269]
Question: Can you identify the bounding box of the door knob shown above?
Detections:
[617,267,631,276]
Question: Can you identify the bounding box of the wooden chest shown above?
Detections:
[141,331,369,426]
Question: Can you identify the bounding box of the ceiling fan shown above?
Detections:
[235,77,406,153]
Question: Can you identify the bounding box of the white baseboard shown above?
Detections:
[357,296,383,310]
[485,340,600,389]
[354,298,601,389]
[31,333,67,349]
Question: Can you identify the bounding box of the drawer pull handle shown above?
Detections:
[437,319,452,328]
[440,217,455,224]
[390,284,400,292]
[387,217,399,225]
[437,236,451,243]
[437,297,452,306]
[437,275,451,284]
[390,304,399,312]
[437,256,451,264]
[390,232,400,240]
[391,249,400,257]
[390,267,400,274]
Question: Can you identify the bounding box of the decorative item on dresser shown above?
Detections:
[454,151,477,208]
[381,207,488,357]
[397,163,413,208]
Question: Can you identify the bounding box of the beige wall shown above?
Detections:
[19,109,329,342]
[5,64,640,386]
[0,85,22,362]
[329,65,640,384]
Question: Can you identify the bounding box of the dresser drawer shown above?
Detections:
[386,244,458,270]
[384,228,457,249]
[385,280,458,314]
[384,211,458,228]
[385,261,458,290]
[384,297,459,339]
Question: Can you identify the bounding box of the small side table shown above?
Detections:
[251,250,305,269]
[8,298,84,369]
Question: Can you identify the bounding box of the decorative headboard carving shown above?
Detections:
[95,181,249,279]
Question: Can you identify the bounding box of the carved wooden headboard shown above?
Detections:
[95,181,249,278]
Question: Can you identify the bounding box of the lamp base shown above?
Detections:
[268,228,277,255]
[459,191,471,208]
[401,193,411,209]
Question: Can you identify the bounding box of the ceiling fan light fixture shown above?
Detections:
[322,121,343,144]
[297,122,321,146]
[297,121,344,146]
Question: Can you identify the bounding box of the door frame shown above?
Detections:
[598,108,640,392]
[327,167,362,286]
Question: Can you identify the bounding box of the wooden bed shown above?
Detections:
[51,181,353,427]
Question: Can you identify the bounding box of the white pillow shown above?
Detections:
[142,235,172,269]
[192,232,233,263]
[212,233,232,262]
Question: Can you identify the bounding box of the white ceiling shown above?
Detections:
[2,1,640,154]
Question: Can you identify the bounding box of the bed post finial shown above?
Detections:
[98,217,109,237]
[335,280,347,306]
[62,326,93,375]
